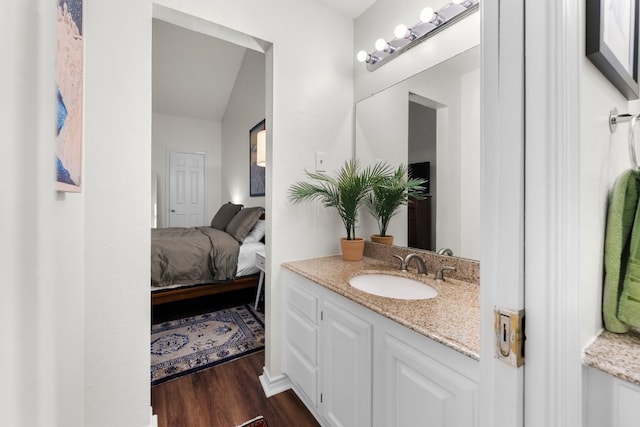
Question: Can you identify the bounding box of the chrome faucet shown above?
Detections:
[392,254,408,271]
[437,247,454,256]
[393,253,427,275]
[435,266,456,281]
[406,254,428,275]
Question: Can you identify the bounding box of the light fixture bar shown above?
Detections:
[359,0,479,72]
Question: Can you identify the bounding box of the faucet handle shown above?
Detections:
[392,254,408,272]
[435,266,456,281]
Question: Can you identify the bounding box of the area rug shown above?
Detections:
[151,304,265,386]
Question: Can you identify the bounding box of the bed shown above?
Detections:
[151,204,265,305]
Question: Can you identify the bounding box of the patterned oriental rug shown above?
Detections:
[151,305,265,386]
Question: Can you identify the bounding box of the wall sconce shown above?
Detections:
[256,129,266,167]
[357,0,479,71]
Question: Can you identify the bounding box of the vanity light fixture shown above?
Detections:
[356,0,479,71]
[256,129,266,167]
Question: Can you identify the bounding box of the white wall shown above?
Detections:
[153,0,354,382]
[578,5,639,347]
[152,113,223,227]
[460,68,481,260]
[83,0,152,425]
[5,1,152,426]
[3,2,85,426]
[222,49,266,208]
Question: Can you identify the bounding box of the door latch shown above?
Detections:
[494,308,525,367]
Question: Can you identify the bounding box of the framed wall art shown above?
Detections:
[56,0,84,192]
[249,120,266,197]
[586,0,639,100]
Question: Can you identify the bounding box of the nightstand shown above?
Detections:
[254,250,266,310]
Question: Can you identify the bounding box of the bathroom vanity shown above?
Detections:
[282,256,480,427]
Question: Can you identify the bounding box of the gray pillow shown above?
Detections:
[225,207,265,242]
[211,203,243,230]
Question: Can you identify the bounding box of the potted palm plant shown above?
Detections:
[288,159,386,261]
[365,163,427,245]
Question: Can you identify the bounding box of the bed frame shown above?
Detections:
[151,274,260,305]
[151,212,265,306]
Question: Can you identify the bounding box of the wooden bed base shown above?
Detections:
[151,274,260,306]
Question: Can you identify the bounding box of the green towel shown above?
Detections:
[618,189,640,327]
[603,169,640,333]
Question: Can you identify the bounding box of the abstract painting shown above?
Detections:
[56,0,84,192]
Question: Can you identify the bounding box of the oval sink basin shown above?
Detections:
[349,274,438,300]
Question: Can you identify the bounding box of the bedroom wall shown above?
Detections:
[152,113,223,227]
[221,49,266,209]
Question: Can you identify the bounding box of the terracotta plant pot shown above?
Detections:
[340,237,365,261]
[370,234,394,245]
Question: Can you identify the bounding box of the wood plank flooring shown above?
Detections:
[151,351,319,427]
[151,290,319,427]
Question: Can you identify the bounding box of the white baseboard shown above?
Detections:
[150,407,158,427]
[259,366,292,397]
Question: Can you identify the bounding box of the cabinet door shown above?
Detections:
[382,334,477,427]
[321,299,373,427]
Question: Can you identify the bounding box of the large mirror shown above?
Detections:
[356,45,480,261]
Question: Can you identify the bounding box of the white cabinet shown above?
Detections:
[321,299,372,427]
[283,270,373,426]
[284,276,319,409]
[586,367,640,427]
[377,334,478,427]
[283,269,479,427]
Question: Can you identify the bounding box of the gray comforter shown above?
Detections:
[151,227,240,288]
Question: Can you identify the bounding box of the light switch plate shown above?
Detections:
[315,152,327,172]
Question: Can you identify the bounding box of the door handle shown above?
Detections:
[170,209,175,212]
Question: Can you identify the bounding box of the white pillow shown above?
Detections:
[243,219,265,243]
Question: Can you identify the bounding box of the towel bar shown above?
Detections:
[609,108,640,170]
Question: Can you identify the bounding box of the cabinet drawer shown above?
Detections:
[285,343,319,406]
[286,309,318,365]
[287,282,318,324]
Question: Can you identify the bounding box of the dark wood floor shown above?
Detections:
[151,289,320,427]
[151,351,319,427]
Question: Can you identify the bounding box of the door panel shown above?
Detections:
[168,151,205,227]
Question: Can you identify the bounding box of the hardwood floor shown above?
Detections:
[151,290,319,427]
[151,351,319,427]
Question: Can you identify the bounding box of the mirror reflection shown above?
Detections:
[356,45,480,260]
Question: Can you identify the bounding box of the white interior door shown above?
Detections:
[480,0,525,425]
[167,150,206,227]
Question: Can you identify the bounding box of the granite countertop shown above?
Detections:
[583,330,640,386]
[282,255,480,360]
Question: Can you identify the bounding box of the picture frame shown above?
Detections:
[56,0,84,192]
[586,0,640,100]
[249,120,266,197]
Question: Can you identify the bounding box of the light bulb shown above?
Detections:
[356,50,369,63]
[420,7,435,23]
[375,38,387,52]
[394,24,408,39]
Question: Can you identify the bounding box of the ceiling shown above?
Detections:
[152,1,377,121]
